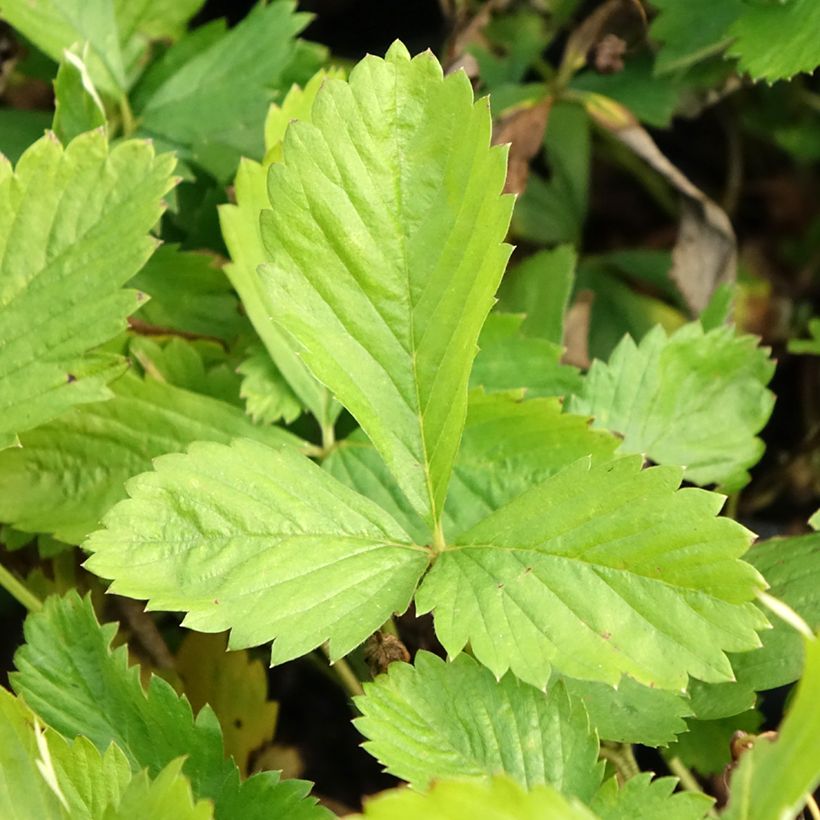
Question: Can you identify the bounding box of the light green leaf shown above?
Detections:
[471,313,582,398]
[590,772,713,819]
[0,371,305,543]
[259,43,513,529]
[0,130,174,450]
[497,245,576,344]
[729,532,820,692]
[0,0,126,93]
[53,47,106,145]
[728,0,820,82]
[356,651,602,799]
[11,592,328,819]
[358,775,596,820]
[325,390,619,544]
[134,2,309,177]
[568,323,775,491]
[129,244,249,342]
[237,344,303,425]
[84,440,429,665]
[562,676,693,747]
[723,636,820,820]
[219,70,337,428]
[113,0,207,44]
[415,456,766,690]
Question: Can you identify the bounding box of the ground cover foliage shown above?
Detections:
[0,0,819,816]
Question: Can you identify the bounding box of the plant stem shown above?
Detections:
[118,94,136,137]
[805,794,820,820]
[321,644,364,698]
[432,519,447,553]
[0,563,42,612]
[599,742,640,782]
[381,617,400,638]
[667,756,704,793]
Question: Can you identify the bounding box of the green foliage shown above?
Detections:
[356,651,603,797]
[237,344,303,425]
[590,773,712,819]
[0,130,174,450]
[53,48,107,144]
[569,323,775,490]
[11,592,327,819]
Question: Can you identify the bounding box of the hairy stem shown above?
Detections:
[667,756,704,793]
[322,644,364,698]
[0,562,42,612]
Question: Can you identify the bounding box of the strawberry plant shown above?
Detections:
[0,1,819,818]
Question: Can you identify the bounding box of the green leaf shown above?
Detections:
[562,676,693,747]
[356,651,603,799]
[134,2,309,178]
[113,0,207,44]
[237,344,303,425]
[11,592,327,819]
[415,456,766,690]
[590,772,713,819]
[0,109,53,164]
[568,323,775,491]
[471,313,582,398]
[0,0,126,94]
[325,390,618,544]
[84,440,428,665]
[0,130,174,450]
[219,70,337,428]
[788,317,820,355]
[258,42,513,530]
[52,47,106,145]
[358,775,596,820]
[497,245,576,344]
[729,532,820,691]
[103,759,213,820]
[128,244,249,342]
[665,711,762,777]
[728,0,820,82]
[0,371,305,543]
[176,631,278,776]
[723,636,820,820]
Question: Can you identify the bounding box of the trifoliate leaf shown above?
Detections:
[723,636,820,820]
[258,42,513,529]
[568,323,775,491]
[590,772,713,819]
[325,390,618,544]
[355,651,602,799]
[11,593,327,819]
[729,532,820,691]
[471,313,582,398]
[176,631,278,776]
[415,456,767,690]
[84,440,429,665]
[497,245,576,344]
[0,0,126,94]
[358,775,596,820]
[128,245,248,343]
[53,48,107,145]
[562,676,693,747]
[134,2,309,178]
[237,345,303,425]
[727,0,820,82]
[665,710,762,777]
[0,372,305,543]
[219,70,337,428]
[0,130,174,450]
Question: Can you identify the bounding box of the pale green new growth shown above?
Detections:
[356,651,602,797]
[0,130,174,450]
[416,456,766,690]
[259,41,514,528]
[569,323,775,491]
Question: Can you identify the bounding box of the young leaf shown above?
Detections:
[11,592,327,819]
[84,440,429,665]
[355,651,603,799]
[237,345,303,425]
[568,323,775,491]
[590,773,713,819]
[415,456,767,690]
[0,372,306,544]
[0,130,174,450]
[358,775,596,820]
[219,70,338,429]
[258,42,513,530]
[53,47,107,145]
[723,636,820,820]
[133,2,309,178]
